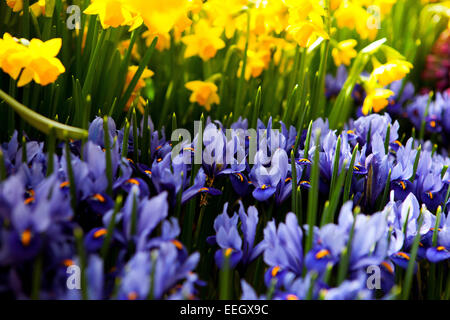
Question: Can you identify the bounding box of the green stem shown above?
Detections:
[0,89,88,140]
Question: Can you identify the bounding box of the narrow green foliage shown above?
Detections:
[74,227,88,300]
[132,107,139,164]
[410,145,421,183]
[46,127,56,176]
[101,195,123,260]
[329,136,341,195]
[306,130,321,254]
[119,37,157,113]
[121,119,130,159]
[64,139,77,212]
[402,215,423,300]
[219,254,232,300]
[103,116,113,196]
[343,144,358,203]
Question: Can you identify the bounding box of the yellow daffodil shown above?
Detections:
[331,0,342,11]
[370,59,414,86]
[188,0,203,14]
[129,0,191,35]
[0,33,28,80]
[182,20,225,61]
[204,0,247,39]
[0,33,65,87]
[17,38,66,87]
[288,18,329,48]
[362,88,394,115]
[238,49,271,80]
[30,0,46,16]
[124,66,154,113]
[6,0,46,15]
[335,2,378,40]
[84,0,142,30]
[6,0,23,12]
[332,39,358,66]
[251,0,290,35]
[286,0,325,22]
[373,0,397,15]
[185,81,220,111]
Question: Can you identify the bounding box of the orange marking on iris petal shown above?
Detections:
[24,197,35,205]
[21,229,32,246]
[199,187,209,192]
[396,252,410,260]
[93,228,107,239]
[145,170,152,176]
[399,181,406,190]
[127,158,134,164]
[156,145,162,151]
[127,292,138,300]
[394,140,402,147]
[437,246,446,252]
[315,249,330,260]
[184,147,195,152]
[236,173,244,182]
[301,181,310,185]
[347,130,355,135]
[225,248,233,257]
[157,158,162,162]
[60,181,70,189]
[428,192,433,200]
[27,189,35,197]
[126,179,140,185]
[261,184,268,190]
[285,177,292,183]
[171,240,183,250]
[271,266,281,277]
[286,294,299,300]
[63,259,74,267]
[92,194,105,203]
[430,121,437,128]
[381,261,393,274]
[353,166,360,171]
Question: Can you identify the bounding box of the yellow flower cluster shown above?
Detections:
[362,58,414,115]
[6,0,46,16]
[286,0,329,48]
[84,0,192,34]
[332,39,358,66]
[80,0,404,112]
[124,66,154,113]
[185,81,220,112]
[0,33,65,87]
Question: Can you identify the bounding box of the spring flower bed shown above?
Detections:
[0,0,449,300]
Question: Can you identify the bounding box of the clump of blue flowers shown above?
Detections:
[0,109,448,300]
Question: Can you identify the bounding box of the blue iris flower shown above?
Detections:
[262,213,303,285]
[426,212,450,262]
[208,202,264,270]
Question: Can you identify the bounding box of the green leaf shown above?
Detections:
[0,89,88,141]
